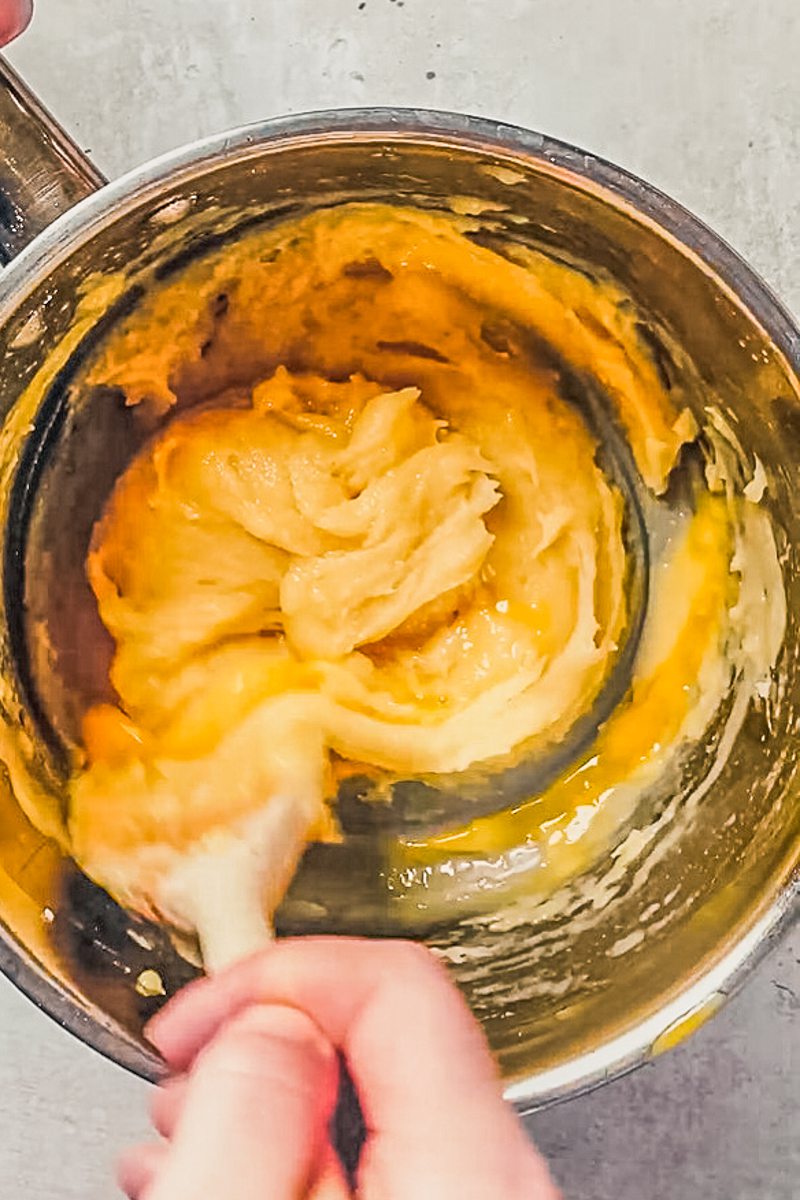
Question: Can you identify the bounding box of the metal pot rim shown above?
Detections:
[0,105,797,1109]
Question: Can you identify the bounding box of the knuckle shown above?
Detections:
[208,1004,333,1073]
[382,938,441,978]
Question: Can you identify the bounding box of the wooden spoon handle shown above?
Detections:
[160,797,368,1173]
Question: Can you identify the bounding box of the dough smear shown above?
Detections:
[66,203,698,940]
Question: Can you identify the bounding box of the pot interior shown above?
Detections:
[0,119,797,1102]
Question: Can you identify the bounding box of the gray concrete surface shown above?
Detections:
[0,1,798,1196]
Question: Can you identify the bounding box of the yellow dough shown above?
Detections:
[66,203,705,934]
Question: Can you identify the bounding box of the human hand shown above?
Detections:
[0,0,31,45]
[119,937,561,1199]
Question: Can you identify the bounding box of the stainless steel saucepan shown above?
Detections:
[0,56,797,1111]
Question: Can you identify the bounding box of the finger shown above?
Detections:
[0,0,32,44]
[150,1076,188,1140]
[148,939,560,1197]
[149,939,481,1065]
[146,1004,338,1200]
[117,1142,167,1199]
[149,939,498,1111]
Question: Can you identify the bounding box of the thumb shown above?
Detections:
[146,1005,341,1200]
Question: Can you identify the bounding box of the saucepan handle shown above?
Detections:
[0,54,106,263]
